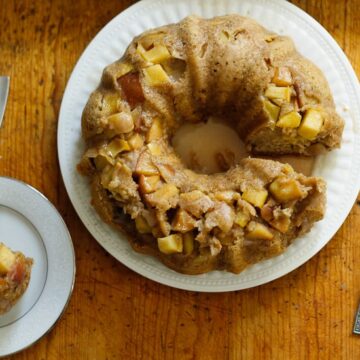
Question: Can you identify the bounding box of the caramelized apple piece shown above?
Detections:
[143,64,170,86]
[270,98,284,107]
[269,177,305,202]
[298,109,323,140]
[136,43,146,56]
[265,86,291,103]
[108,112,134,133]
[278,101,295,117]
[276,111,302,128]
[234,211,250,228]
[172,209,197,233]
[260,203,273,222]
[142,45,171,64]
[117,72,145,108]
[261,203,291,233]
[135,151,160,176]
[156,163,177,183]
[246,221,274,240]
[157,234,183,254]
[242,188,268,208]
[147,142,162,156]
[272,67,292,86]
[116,62,134,78]
[128,133,144,150]
[264,99,280,122]
[271,216,290,233]
[135,215,152,234]
[145,184,179,211]
[139,174,161,194]
[214,191,240,203]
[93,156,108,170]
[146,118,163,142]
[105,139,130,157]
[0,243,16,275]
[183,232,194,255]
[101,93,119,114]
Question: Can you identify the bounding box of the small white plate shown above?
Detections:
[0,177,75,357]
[58,0,360,292]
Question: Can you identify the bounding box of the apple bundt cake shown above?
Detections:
[78,15,344,274]
[0,243,33,314]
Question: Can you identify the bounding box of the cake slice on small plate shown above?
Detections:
[0,243,33,315]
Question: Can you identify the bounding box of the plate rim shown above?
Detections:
[57,0,360,292]
[0,176,76,357]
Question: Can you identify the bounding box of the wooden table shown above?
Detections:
[0,0,359,359]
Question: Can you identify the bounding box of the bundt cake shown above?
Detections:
[78,15,344,274]
[0,243,33,314]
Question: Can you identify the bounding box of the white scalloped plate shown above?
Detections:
[58,0,360,292]
[0,177,75,356]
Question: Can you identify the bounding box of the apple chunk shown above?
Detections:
[135,151,159,176]
[246,222,274,240]
[157,234,183,254]
[272,67,292,86]
[147,143,162,156]
[142,45,171,64]
[242,188,268,208]
[116,62,134,78]
[143,64,170,86]
[139,174,160,194]
[172,209,197,233]
[271,216,291,234]
[183,233,194,255]
[107,112,134,134]
[135,216,152,234]
[128,133,144,150]
[263,99,280,122]
[214,191,240,203]
[265,86,291,103]
[146,118,163,143]
[269,177,305,202]
[298,109,323,140]
[105,139,130,157]
[94,155,111,170]
[276,111,302,128]
[0,243,16,275]
[234,211,250,228]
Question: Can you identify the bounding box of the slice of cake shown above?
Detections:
[0,243,33,315]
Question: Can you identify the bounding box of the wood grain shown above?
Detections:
[0,0,359,359]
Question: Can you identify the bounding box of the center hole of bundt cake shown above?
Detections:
[171,117,248,175]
